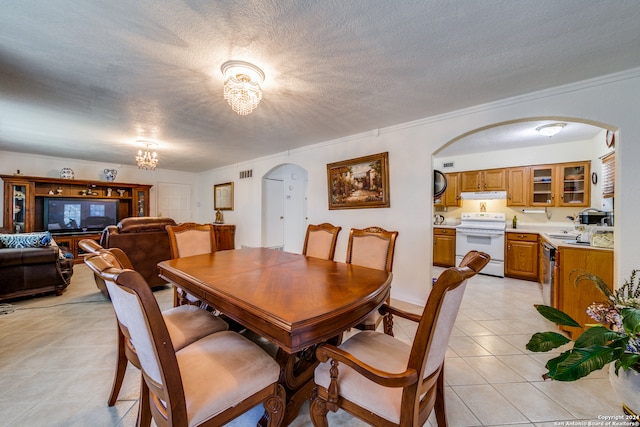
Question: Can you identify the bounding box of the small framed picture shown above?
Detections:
[214,182,234,210]
[327,152,390,210]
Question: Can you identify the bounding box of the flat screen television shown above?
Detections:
[44,198,119,233]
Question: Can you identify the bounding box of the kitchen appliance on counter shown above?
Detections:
[456,212,506,277]
[578,208,614,226]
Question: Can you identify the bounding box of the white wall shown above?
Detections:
[193,68,640,306]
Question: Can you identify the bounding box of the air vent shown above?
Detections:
[239,169,253,179]
[442,161,454,168]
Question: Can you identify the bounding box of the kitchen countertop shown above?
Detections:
[509,227,613,251]
[433,223,613,251]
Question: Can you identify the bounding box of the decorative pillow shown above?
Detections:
[0,231,52,248]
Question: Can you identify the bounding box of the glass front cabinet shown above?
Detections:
[529,161,590,208]
[3,178,34,233]
[558,162,590,207]
[134,187,149,217]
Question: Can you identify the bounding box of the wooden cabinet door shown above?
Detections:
[3,178,34,233]
[557,161,590,207]
[507,167,529,206]
[482,168,506,191]
[443,173,461,206]
[133,187,150,216]
[556,247,613,339]
[460,171,481,192]
[433,228,456,267]
[214,224,236,250]
[529,165,556,206]
[505,233,538,281]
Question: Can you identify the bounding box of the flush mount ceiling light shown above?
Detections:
[135,140,159,170]
[221,60,265,116]
[536,123,566,137]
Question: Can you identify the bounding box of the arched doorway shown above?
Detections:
[431,116,617,313]
[261,163,309,253]
[433,117,616,216]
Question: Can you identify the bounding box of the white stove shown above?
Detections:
[456,212,506,277]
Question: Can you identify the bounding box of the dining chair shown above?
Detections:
[345,226,399,332]
[82,244,229,427]
[310,250,491,427]
[302,223,342,260]
[166,222,217,307]
[78,238,112,298]
[85,252,286,427]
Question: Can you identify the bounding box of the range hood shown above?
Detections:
[460,191,507,200]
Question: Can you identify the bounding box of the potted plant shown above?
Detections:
[526,269,640,415]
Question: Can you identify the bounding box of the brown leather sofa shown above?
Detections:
[0,236,74,301]
[100,217,176,288]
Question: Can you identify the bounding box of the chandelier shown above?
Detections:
[135,140,159,170]
[221,60,265,116]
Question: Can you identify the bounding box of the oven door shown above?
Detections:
[455,227,505,277]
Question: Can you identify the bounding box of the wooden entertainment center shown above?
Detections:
[1,174,151,261]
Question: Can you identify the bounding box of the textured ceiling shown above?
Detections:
[1,1,639,172]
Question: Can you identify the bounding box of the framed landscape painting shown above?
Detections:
[327,152,390,210]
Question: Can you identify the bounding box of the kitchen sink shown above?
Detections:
[547,233,579,239]
[562,240,590,246]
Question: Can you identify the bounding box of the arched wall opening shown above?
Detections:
[261,163,309,253]
[430,115,617,279]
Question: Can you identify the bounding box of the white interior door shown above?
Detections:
[157,182,191,223]
[263,178,285,248]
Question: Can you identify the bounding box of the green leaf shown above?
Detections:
[550,346,617,381]
[573,326,624,348]
[534,304,581,327]
[526,332,571,352]
[618,353,640,371]
[621,307,640,335]
[545,351,572,379]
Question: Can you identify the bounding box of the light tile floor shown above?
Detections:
[0,264,625,426]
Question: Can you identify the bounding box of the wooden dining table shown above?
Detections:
[157,247,392,425]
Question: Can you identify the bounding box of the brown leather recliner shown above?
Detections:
[100,217,176,288]
[0,239,74,301]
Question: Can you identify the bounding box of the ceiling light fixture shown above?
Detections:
[536,123,566,137]
[135,140,159,170]
[221,60,265,116]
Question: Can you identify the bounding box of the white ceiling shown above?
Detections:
[1,1,639,172]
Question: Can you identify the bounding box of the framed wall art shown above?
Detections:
[327,152,390,210]
[214,182,234,210]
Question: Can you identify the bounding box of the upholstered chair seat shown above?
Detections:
[85,252,285,427]
[81,242,229,426]
[174,331,282,425]
[310,250,491,427]
[314,331,412,423]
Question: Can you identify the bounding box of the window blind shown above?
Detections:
[601,152,615,198]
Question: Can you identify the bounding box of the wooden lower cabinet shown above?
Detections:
[505,232,539,281]
[213,224,235,250]
[53,233,102,263]
[433,227,456,267]
[556,246,613,339]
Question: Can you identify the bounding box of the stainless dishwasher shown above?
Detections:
[541,242,556,306]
